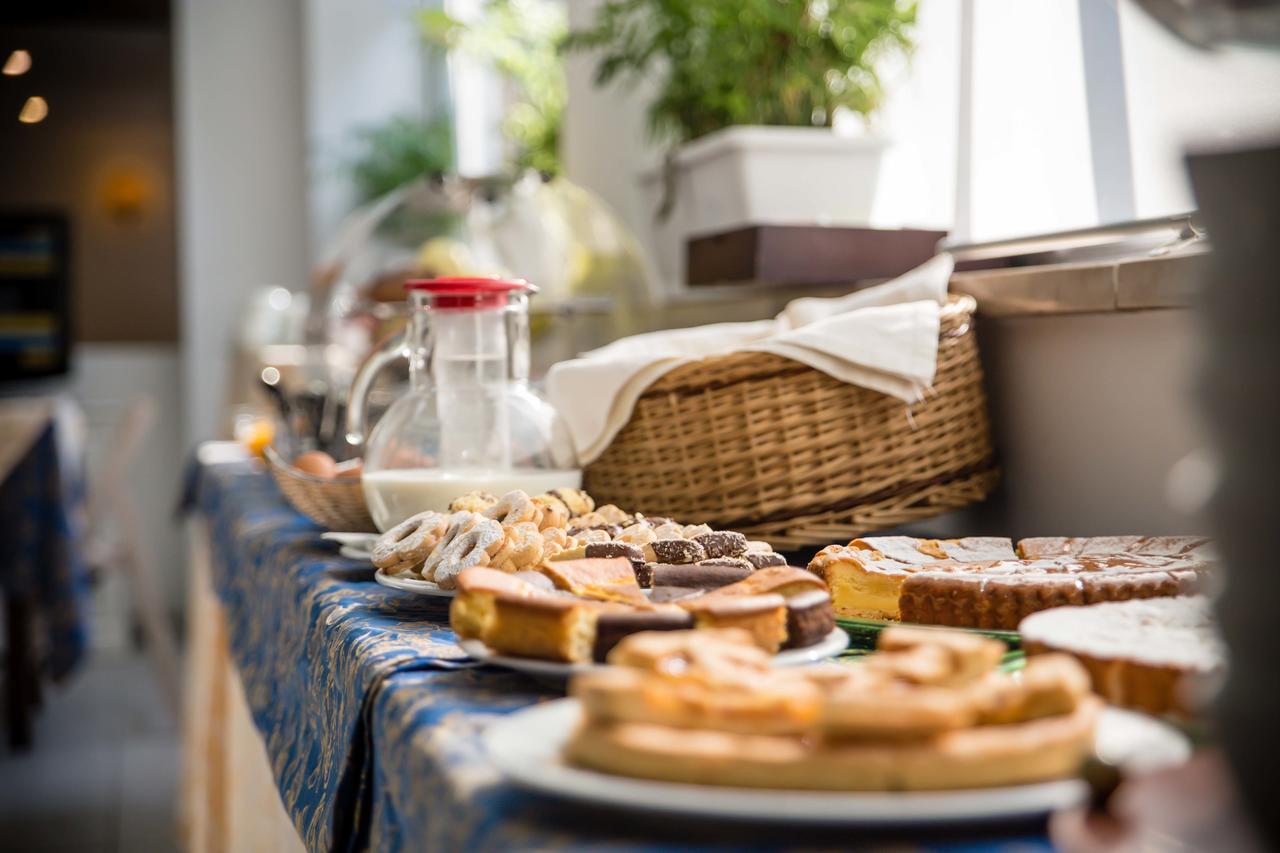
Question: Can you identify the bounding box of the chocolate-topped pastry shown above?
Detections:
[585,542,650,587]
[648,538,707,564]
[743,551,787,569]
[783,589,836,649]
[698,557,754,571]
[593,609,694,661]
[585,542,643,561]
[649,562,752,589]
[647,586,706,604]
[694,531,748,559]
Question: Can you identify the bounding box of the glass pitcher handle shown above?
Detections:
[344,329,407,446]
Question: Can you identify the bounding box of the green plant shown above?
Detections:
[349,115,454,203]
[566,0,916,145]
[419,0,567,175]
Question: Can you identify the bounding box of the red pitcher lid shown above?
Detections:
[404,276,535,309]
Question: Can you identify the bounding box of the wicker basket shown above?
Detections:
[584,294,998,549]
[265,445,378,533]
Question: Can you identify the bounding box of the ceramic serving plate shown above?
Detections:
[373,568,456,598]
[484,699,1191,826]
[458,627,849,678]
[322,531,378,559]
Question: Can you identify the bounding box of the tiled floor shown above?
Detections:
[0,654,181,852]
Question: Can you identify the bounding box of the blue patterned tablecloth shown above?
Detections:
[194,459,1053,853]
[0,417,90,680]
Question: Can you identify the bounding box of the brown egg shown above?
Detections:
[294,450,337,479]
[334,459,363,479]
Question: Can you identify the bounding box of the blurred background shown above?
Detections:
[0,0,1278,850]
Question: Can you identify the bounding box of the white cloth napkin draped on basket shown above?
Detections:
[546,253,955,465]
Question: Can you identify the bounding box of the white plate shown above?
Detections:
[484,700,1190,826]
[340,544,374,561]
[322,531,379,548]
[374,568,456,598]
[459,628,848,677]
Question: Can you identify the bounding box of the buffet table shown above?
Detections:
[182,451,1055,852]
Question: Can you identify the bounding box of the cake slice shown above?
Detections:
[808,537,1016,620]
[485,595,601,663]
[807,546,913,620]
[539,557,649,605]
[450,567,539,639]
[702,566,835,649]
[680,594,789,652]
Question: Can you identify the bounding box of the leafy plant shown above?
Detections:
[419,0,567,176]
[349,115,455,204]
[566,0,916,145]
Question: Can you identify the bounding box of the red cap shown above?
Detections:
[404,276,536,309]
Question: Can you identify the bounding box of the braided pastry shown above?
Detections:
[483,490,540,526]
[449,491,499,514]
[489,521,546,572]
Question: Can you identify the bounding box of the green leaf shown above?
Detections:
[566,0,915,145]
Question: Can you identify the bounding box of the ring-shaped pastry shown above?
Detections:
[484,490,540,526]
[371,510,448,569]
[433,518,504,588]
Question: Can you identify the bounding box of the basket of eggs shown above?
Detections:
[264,445,375,532]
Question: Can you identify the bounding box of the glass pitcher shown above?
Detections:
[346,277,580,530]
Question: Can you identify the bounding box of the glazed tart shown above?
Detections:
[808,536,1213,630]
[807,537,1017,620]
[1019,595,1224,716]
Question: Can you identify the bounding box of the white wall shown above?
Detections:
[975,309,1204,536]
[68,346,185,649]
[962,0,1097,242]
[304,0,435,256]
[866,0,962,231]
[1120,3,1280,218]
[562,0,664,261]
[175,0,310,446]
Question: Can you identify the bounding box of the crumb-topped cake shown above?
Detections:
[809,535,1213,630]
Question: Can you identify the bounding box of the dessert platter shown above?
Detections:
[485,627,1190,824]
[450,562,846,675]
[366,487,787,595]
[809,534,1215,631]
[360,486,847,667]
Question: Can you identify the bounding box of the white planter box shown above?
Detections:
[638,125,888,287]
